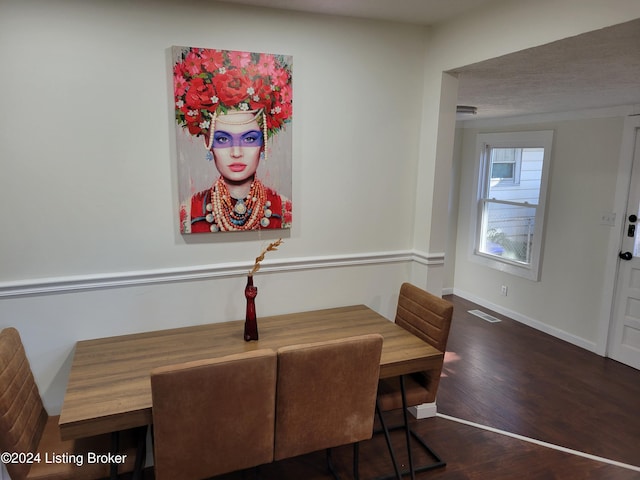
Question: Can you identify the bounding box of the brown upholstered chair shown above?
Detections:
[0,327,141,480]
[376,282,453,478]
[150,349,277,480]
[274,334,383,480]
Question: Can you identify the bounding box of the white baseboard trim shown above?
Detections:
[452,288,598,354]
[408,402,437,419]
[0,250,445,298]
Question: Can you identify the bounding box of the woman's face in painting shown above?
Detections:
[211,113,263,184]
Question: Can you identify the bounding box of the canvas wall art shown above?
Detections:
[173,46,293,234]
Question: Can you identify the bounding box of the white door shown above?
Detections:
[609,124,640,370]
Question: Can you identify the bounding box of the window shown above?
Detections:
[490,148,521,185]
[471,131,553,280]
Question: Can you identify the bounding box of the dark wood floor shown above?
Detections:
[136,295,640,479]
[439,295,640,469]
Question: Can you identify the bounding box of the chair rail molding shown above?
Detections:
[0,250,445,298]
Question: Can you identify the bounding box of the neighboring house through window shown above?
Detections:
[471,131,554,280]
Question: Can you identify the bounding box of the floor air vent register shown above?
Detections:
[468,310,502,323]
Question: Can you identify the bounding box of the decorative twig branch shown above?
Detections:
[249,239,283,276]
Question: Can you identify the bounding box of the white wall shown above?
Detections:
[443,128,464,292]
[453,114,625,349]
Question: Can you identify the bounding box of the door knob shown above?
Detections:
[619,251,633,261]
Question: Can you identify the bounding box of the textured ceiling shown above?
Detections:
[219,1,640,120]
[452,18,640,119]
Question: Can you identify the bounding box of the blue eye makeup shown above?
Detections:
[213,130,264,149]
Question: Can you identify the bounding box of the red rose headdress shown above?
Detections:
[173,47,293,141]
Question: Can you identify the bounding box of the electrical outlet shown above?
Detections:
[600,212,616,226]
[500,285,508,296]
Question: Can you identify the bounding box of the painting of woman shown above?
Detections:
[173,46,293,233]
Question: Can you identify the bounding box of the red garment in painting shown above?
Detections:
[183,183,292,233]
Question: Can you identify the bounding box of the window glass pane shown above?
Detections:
[487,147,544,203]
[491,163,514,179]
[481,201,536,264]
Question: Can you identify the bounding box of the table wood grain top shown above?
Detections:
[58,305,443,440]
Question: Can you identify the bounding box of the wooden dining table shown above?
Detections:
[58,304,443,441]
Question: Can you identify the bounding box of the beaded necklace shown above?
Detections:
[207,177,269,231]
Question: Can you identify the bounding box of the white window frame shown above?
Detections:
[469,130,554,281]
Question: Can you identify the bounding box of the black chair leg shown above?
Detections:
[327,448,342,480]
[399,376,416,480]
[110,431,119,480]
[376,400,402,480]
[132,426,147,480]
[373,376,446,480]
[326,443,361,480]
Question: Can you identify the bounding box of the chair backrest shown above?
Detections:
[0,328,48,480]
[150,349,277,480]
[395,282,453,352]
[274,333,383,461]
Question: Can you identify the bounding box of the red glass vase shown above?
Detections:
[244,275,259,341]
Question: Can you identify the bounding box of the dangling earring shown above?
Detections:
[262,111,268,163]
[204,111,218,161]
